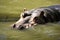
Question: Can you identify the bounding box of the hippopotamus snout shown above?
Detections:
[12,24,25,30]
[17,23,30,30]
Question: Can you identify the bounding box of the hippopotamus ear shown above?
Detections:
[23,8,27,11]
[40,11,47,19]
[40,11,44,16]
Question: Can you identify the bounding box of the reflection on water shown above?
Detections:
[0,22,60,40]
[0,34,7,40]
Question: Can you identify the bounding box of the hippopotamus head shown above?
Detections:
[12,8,45,30]
[12,8,32,30]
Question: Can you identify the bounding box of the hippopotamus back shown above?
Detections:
[48,5,60,11]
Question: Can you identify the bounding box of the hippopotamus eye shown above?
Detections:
[23,13,31,18]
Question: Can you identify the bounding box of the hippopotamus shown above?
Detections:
[12,5,60,30]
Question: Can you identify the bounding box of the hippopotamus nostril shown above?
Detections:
[18,25,25,30]
[13,24,16,28]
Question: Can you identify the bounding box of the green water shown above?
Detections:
[0,22,60,40]
[0,0,60,21]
